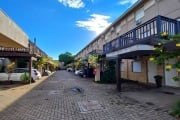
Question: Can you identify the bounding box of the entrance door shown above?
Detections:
[165,59,180,87]
[148,61,157,84]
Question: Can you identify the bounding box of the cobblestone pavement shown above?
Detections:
[0,70,177,120]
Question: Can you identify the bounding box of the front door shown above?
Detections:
[148,61,157,84]
[165,59,180,87]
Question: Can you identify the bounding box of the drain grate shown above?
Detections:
[78,100,104,113]
[71,87,84,94]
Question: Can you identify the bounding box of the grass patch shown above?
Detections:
[169,100,180,119]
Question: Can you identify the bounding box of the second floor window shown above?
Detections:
[135,7,144,22]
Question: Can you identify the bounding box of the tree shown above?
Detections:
[74,58,83,69]
[88,54,99,67]
[6,61,15,81]
[58,52,74,66]
[33,57,46,68]
[150,33,180,81]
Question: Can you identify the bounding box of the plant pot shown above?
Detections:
[154,75,162,88]
[155,79,162,88]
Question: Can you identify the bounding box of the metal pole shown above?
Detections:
[116,56,121,91]
[29,57,32,84]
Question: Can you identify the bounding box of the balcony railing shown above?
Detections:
[0,42,47,58]
[0,46,29,52]
[29,41,47,57]
[88,49,103,55]
[103,15,180,54]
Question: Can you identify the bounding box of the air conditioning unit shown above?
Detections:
[136,19,142,25]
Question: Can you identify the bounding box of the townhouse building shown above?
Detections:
[0,9,49,80]
[75,0,180,88]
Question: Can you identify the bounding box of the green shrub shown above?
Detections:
[20,72,30,84]
[169,100,180,118]
[100,60,116,83]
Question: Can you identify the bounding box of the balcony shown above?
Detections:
[29,41,47,57]
[103,15,180,55]
[88,49,103,55]
[0,41,47,58]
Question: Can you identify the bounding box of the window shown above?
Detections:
[116,24,121,34]
[135,7,144,22]
[132,61,142,72]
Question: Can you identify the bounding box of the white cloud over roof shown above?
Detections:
[58,0,85,8]
[76,14,111,35]
[119,0,138,5]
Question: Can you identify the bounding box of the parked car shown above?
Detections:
[42,70,51,76]
[0,68,41,82]
[67,67,73,72]
[78,69,87,78]
[45,70,51,74]
[74,69,83,75]
[32,69,42,80]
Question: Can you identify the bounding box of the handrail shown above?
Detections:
[0,46,29,52]
[103,15,179,54]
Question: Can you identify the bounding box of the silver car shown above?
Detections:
[0,68,41,82]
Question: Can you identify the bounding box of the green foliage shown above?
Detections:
[169,100,180,118]
[58,52,74,66]
[100,60,116,83]
[74,59,83,69]
[33,57,46,68]
[150,33,180,81]
[20,72,30,84]
[88,54,99,67]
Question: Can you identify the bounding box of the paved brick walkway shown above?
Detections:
[0,70,177,120]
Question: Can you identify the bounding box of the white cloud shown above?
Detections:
[76,14,111,35]
[119,0,138,5]
[58,0,85,8]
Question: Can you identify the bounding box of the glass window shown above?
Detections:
[132,61,142,72]
[135,7,144,21]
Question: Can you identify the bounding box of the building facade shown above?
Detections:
[75,0,180,88]
[0,9,50,81]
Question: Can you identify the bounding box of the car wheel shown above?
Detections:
[31,78,35,83]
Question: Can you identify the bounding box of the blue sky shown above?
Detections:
[1,0,138,60]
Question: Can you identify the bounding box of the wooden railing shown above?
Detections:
[103,15,180,54]
[0,41,47,57]
[88,49,102,55]
[29,41,47,57]
[0,46,29,52]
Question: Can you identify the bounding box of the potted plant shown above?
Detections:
[154,75,163,88]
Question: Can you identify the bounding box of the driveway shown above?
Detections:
[0,70,179,120]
